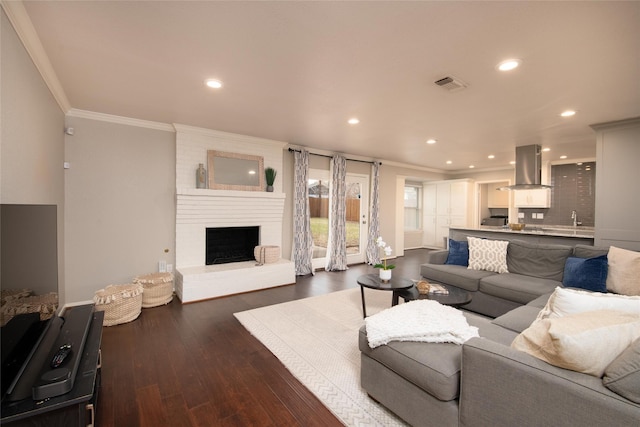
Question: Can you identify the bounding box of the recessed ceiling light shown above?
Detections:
[205,79,223,89]
[542,147,551,152]
[497,59,522,71]
[560,155,567,159]
[509,161,516,165]
[488,154,495,159]
[248,170,256,175]
[469,165,475,169]
[348,118,360,125]
[426,139,437,144]
[446,160,452,165]
[561,110,576,117]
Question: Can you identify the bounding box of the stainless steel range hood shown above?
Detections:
[499,144,552,190]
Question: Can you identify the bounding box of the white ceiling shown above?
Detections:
[14,1,640,171]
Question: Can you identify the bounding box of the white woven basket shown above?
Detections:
[133,272,174,308]
[93,283,143,326]
[254,245,280,264]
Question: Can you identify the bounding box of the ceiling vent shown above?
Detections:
[434,76,468,92]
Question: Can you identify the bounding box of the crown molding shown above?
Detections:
[1,0,71,113]
[173,124,288,149]
[67,109,175,132]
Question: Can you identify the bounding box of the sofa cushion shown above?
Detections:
[562,255,608,293]
[420,264,494,292]
[479,273,560,304]
[606,246,640,296]
[526,293,553,308]
[506,240,573,281]
[491,304,542,333]
[359,312,516,402]
[537,287,640,320]
[573,244,609,259]
[511,310,640,377]
[603,337,640,403]
[467,237,509,274]
[445,239,469,266]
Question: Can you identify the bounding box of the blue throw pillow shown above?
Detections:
[445,239,469,266]
[562,255,608,292]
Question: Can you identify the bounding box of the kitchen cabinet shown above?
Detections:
[423,179,473,248]
[514,188,551,208]
[487,185,509,208]
[422,184,437,246]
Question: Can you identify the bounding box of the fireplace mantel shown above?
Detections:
[177,188,286,199]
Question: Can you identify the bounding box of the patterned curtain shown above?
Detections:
[292,150,314,275]
[366,162,381,265]
[325,155,348,271]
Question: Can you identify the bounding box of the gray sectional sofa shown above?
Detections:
[420,240,606,318]
[359,241,640,426]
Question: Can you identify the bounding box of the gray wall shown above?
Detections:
[64,116,176,302]
[1,10,66,302]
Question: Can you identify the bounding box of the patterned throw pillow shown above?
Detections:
[467,237,509,274]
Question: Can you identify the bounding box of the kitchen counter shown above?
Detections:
[450,226,595,247]
[470,225,594,238]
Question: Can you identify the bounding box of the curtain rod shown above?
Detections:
[287,148,381,165]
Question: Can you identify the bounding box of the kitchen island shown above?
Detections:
[450,226,595,246]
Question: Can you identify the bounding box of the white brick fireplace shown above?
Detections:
[174,125,295,302]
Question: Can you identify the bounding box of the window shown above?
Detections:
[404,185,421,230]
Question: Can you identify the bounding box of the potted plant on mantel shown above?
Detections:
[265,167,277,192]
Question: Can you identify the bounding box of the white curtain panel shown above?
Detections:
[325,155,348,271]
[292,149,314,275]
[366,162,381,265]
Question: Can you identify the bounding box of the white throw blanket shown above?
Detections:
[365,300,480,348]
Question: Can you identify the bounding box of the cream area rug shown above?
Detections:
[234,287,408,426]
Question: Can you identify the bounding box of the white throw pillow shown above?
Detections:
[537,287,640,320]
[512,310,640,377]
[467,237,509,274]
[606,246,640,296]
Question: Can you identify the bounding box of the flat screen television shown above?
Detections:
[1,204,60,402]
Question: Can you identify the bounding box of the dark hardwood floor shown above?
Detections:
[96,249,432,426]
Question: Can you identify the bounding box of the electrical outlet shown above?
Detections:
[167,264,173,273]
[159,260,167,273]
[518,212,525,219]
[537,213,544,219]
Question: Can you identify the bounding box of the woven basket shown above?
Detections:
[133,272,174,308]
[93,283,143,326]
[254,245,280,264]
[0,292,58,327]
[416,280,431,295]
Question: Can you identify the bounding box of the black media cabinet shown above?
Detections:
[1,308,104,427]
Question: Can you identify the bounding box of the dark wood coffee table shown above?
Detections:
[398,282,472,307]
[357,274,414,318]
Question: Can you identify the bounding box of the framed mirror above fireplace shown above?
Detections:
[207,150,264,191]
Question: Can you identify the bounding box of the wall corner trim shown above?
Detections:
[67,109,175,132]
[1,0,71,113]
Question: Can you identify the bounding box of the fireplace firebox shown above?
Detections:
[205,226,259,265]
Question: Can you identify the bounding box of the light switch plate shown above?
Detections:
[537,213,544,219]
[518,212,525,219]
[159,260,167,273]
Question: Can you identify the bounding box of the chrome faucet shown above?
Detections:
[571,210,578,227]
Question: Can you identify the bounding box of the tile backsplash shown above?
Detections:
[519,162,595,227]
